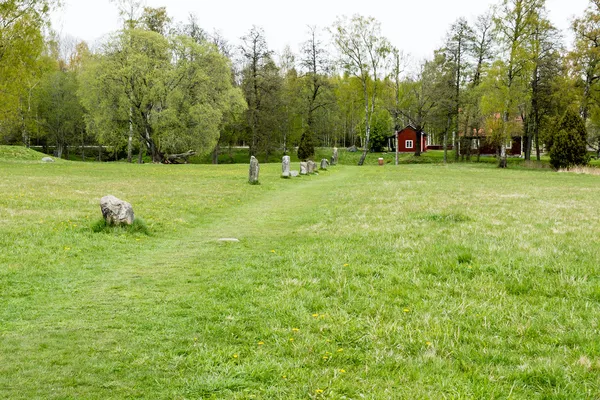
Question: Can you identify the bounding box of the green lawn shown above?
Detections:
[1,147,600,399]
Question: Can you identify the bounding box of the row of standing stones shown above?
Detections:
[92,148,341,225]
[249,148,339,184]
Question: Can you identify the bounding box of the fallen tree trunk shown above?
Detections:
[163,150,197,164]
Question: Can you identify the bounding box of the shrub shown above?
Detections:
[92,217,150,235]
[549,109,589,170]
[297,129,315,161]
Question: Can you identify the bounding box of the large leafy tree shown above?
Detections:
[80,28,244,163]
[0,0,57,143]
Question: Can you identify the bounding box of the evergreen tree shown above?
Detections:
[297,128,315,161]
[549,109,589,169]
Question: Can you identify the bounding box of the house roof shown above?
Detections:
[395,124,428,136]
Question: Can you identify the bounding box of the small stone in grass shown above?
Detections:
[218,238,240,243]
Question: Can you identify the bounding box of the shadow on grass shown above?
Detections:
[91,218,150,235]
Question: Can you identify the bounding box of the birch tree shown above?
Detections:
[494,0,545,167]
[331,15,390,165]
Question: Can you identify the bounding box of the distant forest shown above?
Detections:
[2,0,600,165]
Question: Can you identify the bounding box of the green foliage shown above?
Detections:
[91,217,150,235]
[297,129,315,161]
[367,109,393,152]
[0,1,57,142]
[79,28,244,162]
[549,109,589,169]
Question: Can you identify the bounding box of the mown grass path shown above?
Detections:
[1,158,600,399]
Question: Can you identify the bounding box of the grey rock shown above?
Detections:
[282,155,291,177]
[300,162,308,175]
[100,195,134,226]
[218,238,240,243]
[320,159,329,170]
[290,170,299,177]
[249,156,260,184]
[347,145,358,153]
[307,160,317,174]
[42,157,55,163]
[332,147,339,165]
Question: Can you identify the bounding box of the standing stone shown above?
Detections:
[249,156,260,184]
[332,147,339,165]
[282,156,291,178]
[100,195,134,226]
[307,161,316,174]
[42,157,55,163]
[300,162,308,175]
[320,159,329,170]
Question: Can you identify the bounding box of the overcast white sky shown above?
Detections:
[51,0,589,62]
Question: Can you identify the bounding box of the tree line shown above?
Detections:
[1,0,599,168]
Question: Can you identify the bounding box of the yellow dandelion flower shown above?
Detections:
[282,375,287,379]
[258,341,264,345]
[292,328,300,332]
[312,313,319,318]
[289,338,294,342]
[343,263,349,267]
[315,389,324,394]
[233,354,238,358]
[403,308,410,313]
[426,341,432,346]
[339,369,346,373]
[270,250,276,253]
[337,348,343,352]
[322,356,328,360]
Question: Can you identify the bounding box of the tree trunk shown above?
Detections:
[499,144,507,168]
[127,110,133,163]
[535,132,541,161]
[443,132,448,164]
[98,146,102,162]
[212,143,219,165]
[138,144,144,164]
[395,135,399,166]
[414,128,422,157]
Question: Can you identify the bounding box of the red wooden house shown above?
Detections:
[395,125,428,153]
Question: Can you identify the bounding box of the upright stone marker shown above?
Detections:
[282,156,291,178]
[249,156,260,184]
[300,162,308,175]
[332,147,339,165]
[307,161,316,174]
[100,195,134,226]
[320,159,329,170]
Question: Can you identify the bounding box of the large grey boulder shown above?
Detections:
[307,160,316,174]
[100,195,134,226]
[282,156,291,178]
[249,156,260,184]
[320,159,329,170]
[347,145,357,153]
[42,157,55,163]
[300,162,308,175]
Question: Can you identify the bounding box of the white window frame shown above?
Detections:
[406,140,414,149]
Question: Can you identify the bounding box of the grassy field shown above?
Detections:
[1,146,600,399]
